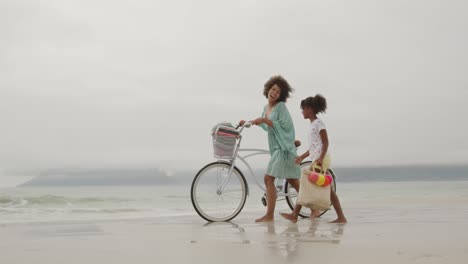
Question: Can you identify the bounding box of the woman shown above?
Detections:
[240,75,301,222]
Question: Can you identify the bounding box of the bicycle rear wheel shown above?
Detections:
[191,161,248,222]
[284,161,337,218]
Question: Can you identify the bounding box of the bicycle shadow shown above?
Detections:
[191,222,251,244]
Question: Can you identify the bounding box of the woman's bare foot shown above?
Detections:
[280,213,298,223]
[329,218,347,224]
[255,215,274,223]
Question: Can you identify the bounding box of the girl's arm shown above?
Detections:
[316,129,329,165]
[295,150,310,164]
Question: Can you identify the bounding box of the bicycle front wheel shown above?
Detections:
[285,161,337,218]
[191,161,248,222]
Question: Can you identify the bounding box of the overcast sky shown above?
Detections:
[1,0,467,181]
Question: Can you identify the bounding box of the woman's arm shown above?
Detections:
[252,117,273,128]
[252,102,285,128]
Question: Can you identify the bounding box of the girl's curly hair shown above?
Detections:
[300,94,327,114]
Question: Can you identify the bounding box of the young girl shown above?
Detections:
[281,94,347,223]
[239,75,301,223]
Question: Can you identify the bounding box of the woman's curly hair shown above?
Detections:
[300,94,327,114]
[263,75,294,102]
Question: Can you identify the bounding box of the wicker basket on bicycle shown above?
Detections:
[212,123,240,159]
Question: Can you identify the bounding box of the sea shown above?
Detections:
[1,165,468,225]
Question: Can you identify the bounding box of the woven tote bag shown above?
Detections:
[297,166,331,211]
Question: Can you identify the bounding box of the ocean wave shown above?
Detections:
[0,207,141,214]
[0,194,133,207]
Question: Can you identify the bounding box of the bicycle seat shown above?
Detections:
[294,140,301,148]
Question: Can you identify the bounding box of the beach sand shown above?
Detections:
[1,214,468,264]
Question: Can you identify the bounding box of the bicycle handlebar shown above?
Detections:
[237,121,253,134]
[235,121,252,130]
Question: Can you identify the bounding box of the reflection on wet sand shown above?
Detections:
[198,222,251,244]
[196,220,346,261]
[263,222,346,261]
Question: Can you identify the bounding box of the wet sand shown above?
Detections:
[1,215,468,264]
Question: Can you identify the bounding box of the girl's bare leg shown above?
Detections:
[255,175,276,222]
[329,190,347,223]
[310,209,320,220]
[281,179,301,223]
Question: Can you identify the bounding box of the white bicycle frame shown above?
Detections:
[216,122,294,198]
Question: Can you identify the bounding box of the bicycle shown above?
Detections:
[190,122,337,222]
